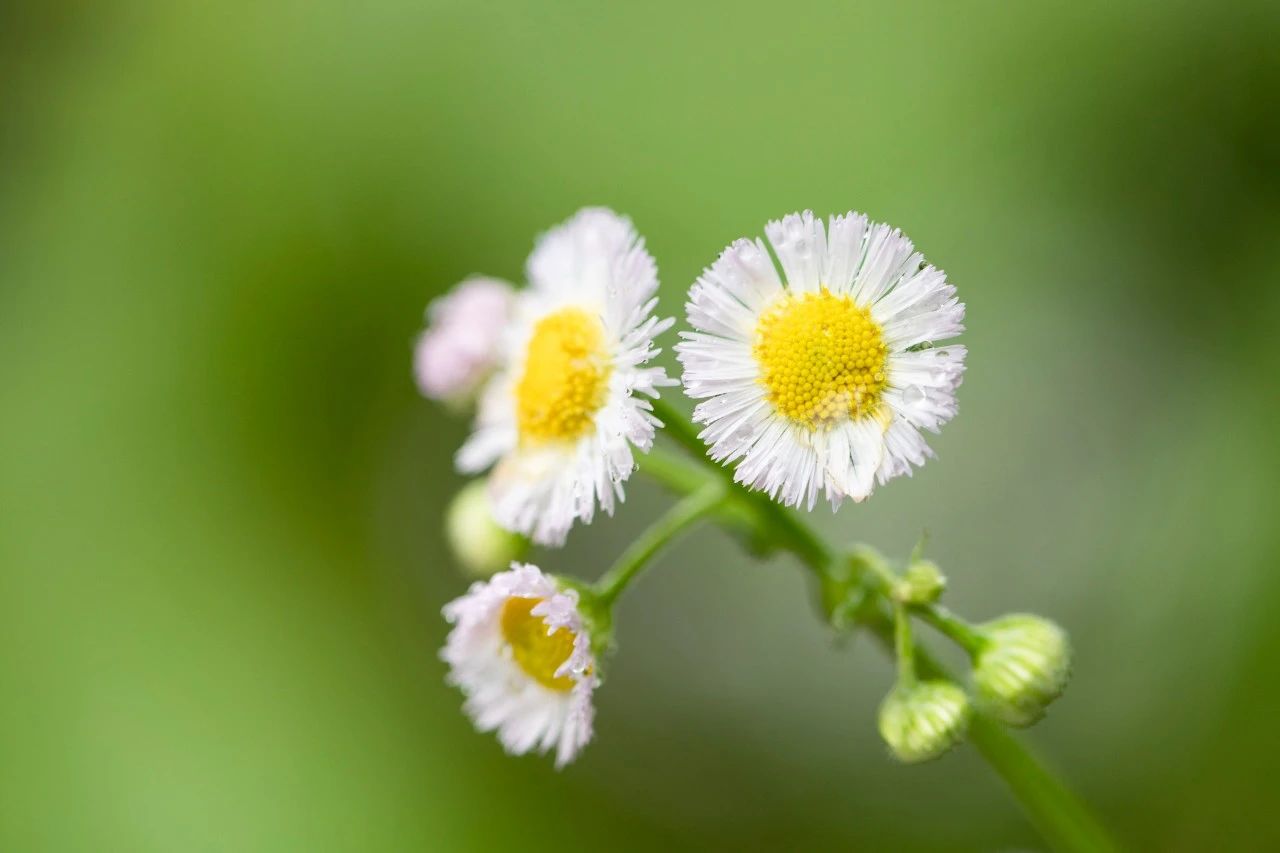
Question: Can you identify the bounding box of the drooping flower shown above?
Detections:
[414,276,516,404]
[442,563,598,767]
[457,207,674,545]
[677,210,966,510]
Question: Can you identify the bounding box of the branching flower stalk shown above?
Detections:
[421,207,1119,852]
[640,399,1117,852]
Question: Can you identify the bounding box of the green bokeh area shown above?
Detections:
[4,1,1279,850]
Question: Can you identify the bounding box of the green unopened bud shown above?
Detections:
[972,614,1072,727]
[878,680,971,763]
[445,481,528,577]
[895,560,946,604]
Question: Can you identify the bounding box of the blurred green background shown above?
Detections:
[3,0,1279,850]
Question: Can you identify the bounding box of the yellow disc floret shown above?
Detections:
[500,596,577,692]
[753,288,889,428]
[515,307,612,444]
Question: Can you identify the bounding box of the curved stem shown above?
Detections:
[642,399,1120,853]
[593,481,724,608]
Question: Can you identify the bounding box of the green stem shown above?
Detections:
[649,399,833,570]
[892,601,916,687]
[638,449,758,536]
[637,444,716,493]
[650,396,713,460]
[967,715,1119,853]
[850,544,899,593]
[914,603,986,656]
[642,398,1120,853]
[593,481,724,608]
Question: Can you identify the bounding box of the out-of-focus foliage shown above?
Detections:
[2,1,1278,850]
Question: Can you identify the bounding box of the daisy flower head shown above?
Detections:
[414,276,516,404]
[456,208,674,545]
[676,211,966,510]
[442,563,597,767]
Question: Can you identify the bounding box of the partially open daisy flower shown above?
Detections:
[677,211,965,509]
[442,563,597,767]
[457,208,673,545]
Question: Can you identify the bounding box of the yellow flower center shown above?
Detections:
[515,308,612,444]
[753,288,889,428]
[500,597,577,692]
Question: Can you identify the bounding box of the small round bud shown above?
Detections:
[972,614,1072,727]
[878,680,971,763]
[445,481,529,577]
[896,560,946,604]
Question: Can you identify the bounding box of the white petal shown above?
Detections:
[851,223,920,307]
[765,210,827,294]
[823,211,869,295]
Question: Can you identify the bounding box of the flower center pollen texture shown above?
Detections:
[516,308,612,444]
[753,288,888,429]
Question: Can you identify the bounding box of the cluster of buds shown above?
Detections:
[870,553,1072,763]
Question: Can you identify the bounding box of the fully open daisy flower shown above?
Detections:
[676,211,965,510]
[442,563,597,767]
[457,208,673,545]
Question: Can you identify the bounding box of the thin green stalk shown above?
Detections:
[649,398,833,569]
[637,444,715,493]
[638,450,758,536]
[967,715,1119,853]
[650,397,714,460]
[892,601,916,687]
[915,603,986,656]
[642,398,1120,853]
[593,481,725,608]
[849,544,899,593]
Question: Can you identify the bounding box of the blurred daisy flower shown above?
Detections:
[677,210,965,510]
[457,207,673,545]
[442,563,597,767]
[414,276,516,405]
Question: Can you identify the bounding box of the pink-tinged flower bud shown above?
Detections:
[414,277,515,404]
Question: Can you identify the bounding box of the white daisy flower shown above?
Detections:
[414,276,515,404]
[676,210,966,510]
[442,563,598,767]
[457,208,674,545]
